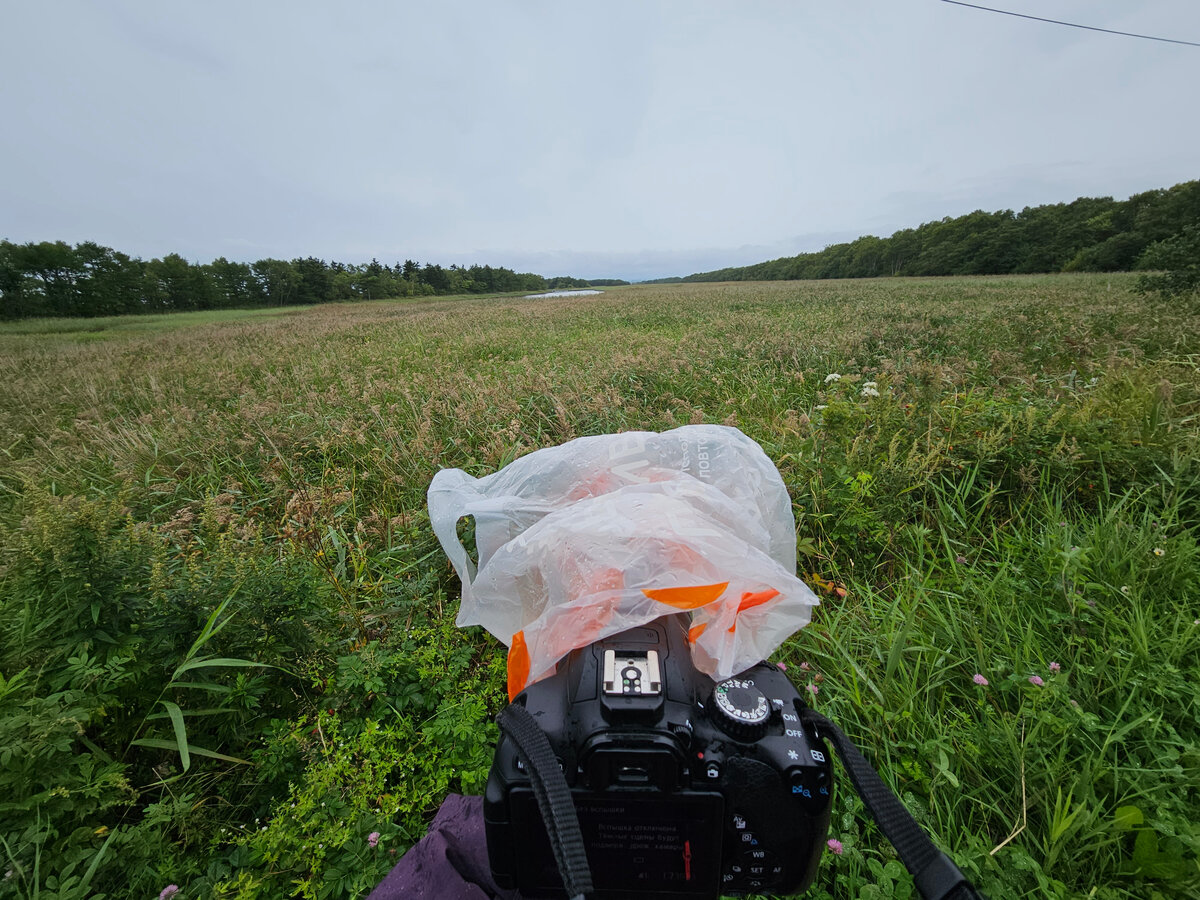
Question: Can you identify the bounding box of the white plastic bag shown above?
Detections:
[427,425,819,697]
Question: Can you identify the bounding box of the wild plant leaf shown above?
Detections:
[147,707,230,719]
[161,700,189,771]
[80,825,118,888]
[181,593,239,664]
[77,733,114,763]
[168,681,234,693]
[129,737,250,765]
[174,656,272,677]
[1113,805,1144,830]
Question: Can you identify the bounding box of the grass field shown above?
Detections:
[1,274,1198,899]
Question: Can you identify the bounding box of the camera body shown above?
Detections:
[484,615,833,898]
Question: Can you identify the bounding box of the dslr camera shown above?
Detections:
[484,615,833,898]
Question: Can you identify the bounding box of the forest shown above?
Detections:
[0,245,623,319]
[678,179,1200,283]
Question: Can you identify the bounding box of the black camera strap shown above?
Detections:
[800,707,985,900]
[496,703,594,900]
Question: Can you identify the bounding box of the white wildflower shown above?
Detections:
[815,405,827,411]
[862,381,877,389]
[860,386,880,398]
[824,373,841,384]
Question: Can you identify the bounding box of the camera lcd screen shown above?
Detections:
[510,789,724,897]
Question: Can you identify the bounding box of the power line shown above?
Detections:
[940,0,1200,48]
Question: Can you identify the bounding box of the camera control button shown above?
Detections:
[740,848,775,882]
[705,761,721,780]
[711,679,772,742]
[670,722,693,749]
[788,767,832,812]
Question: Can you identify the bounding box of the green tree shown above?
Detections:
[356,258,392,299]
[19,240,84,315]
[1135,225,1200,298]
[293,256,333,305]
[0,240,38,317]
[252,258,300,306]
[207,257,260,308]
[419,263,449,293]
[145,253,215,311]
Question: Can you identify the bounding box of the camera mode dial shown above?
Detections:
[711,678,771,742]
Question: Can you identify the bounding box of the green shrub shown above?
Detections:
[212,617,506,899]
[0,490,338,899]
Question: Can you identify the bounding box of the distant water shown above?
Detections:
[524,289,603,299]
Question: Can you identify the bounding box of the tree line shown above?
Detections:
[0,244,626,319]
[677,180,1200,284]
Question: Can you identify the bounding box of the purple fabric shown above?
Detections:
[368,794,520,900]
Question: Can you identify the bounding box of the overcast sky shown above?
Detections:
[1,1,1197,281]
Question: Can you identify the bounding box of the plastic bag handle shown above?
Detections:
[427,470,479,603]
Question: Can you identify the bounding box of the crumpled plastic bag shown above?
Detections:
[427,425,819,698]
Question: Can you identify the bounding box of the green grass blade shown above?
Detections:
[80,825,118,888]
[167,681,233,693]
[161,700,190,772]
[173,656,273,677]
[147,707,233,719]
[129,737,250,766]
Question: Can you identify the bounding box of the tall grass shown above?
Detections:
[0,274,1197,898]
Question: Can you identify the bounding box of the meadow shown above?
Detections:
[0,273,1197,899]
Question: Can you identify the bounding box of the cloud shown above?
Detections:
[1,1,1197,278]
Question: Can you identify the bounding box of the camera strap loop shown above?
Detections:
[800,707,985,900]
[496,703,594,900]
